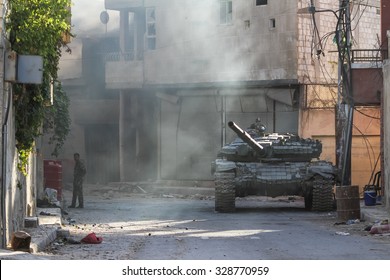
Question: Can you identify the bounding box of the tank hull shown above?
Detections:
[213,119,338,213]
[214,158,335,197]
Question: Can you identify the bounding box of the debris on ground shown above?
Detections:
[39,211,56,216]
[66,218,76,225]
[11,231,32,252]
[370,220,390,234]
[81,232,103,244]
[335,231,350,236]
[346,219,360,225]
[64,237,81,244]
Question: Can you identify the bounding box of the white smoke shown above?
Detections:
[71,0,119,35]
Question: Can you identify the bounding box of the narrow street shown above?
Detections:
[35,185,390,260]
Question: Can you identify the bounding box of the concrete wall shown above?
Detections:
[1,92,37,247]
[383,57,390,212]
[300,107,381,195]
[159,89,298,180]
[0,1,37,248]
[144,0,298,84]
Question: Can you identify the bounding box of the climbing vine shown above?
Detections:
[7,0,73,175]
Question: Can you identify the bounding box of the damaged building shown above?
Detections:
[45,0,385,201]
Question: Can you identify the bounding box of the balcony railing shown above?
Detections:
[351,49,388,63]
[104,51,135,62]
[105,52,144,89]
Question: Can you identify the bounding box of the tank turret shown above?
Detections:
[222,120,322,162]
[228,121,266,157]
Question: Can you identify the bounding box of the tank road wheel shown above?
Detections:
[311,177,334,212]
[214,172,236,212]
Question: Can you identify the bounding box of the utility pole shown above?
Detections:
[335,0,353,186]
[0,0,5,248]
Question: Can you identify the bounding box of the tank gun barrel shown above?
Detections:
[228,121,266,156]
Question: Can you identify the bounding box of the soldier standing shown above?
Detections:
[69,153,86,208]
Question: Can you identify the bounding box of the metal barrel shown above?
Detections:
[228,121,266,156]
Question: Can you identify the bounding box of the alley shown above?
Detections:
[35,186,390,260]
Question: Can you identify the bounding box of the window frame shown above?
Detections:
[145,7,156,50]
[220,0,233,25]
[256,0,268,6]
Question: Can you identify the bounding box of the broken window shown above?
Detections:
[146,7,156,50]
[256,0,268,6]
[220,0,232,25]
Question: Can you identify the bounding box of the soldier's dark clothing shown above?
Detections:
[70,158,86,208]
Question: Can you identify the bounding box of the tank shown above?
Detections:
[212,119,338,212]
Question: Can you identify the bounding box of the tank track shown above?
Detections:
[311,177,334,212]
[214,172,236,212]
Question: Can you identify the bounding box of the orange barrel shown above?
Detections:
[44,160,63,200]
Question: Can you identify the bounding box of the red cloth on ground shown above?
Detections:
[81,232,103,244]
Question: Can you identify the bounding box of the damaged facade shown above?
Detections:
[44,0,388,209]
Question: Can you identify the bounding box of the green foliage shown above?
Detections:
[43,83,70,157]
[7,0,73,175]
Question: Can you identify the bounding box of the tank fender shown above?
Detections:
[307,164,336,180]
[213,159,237,173]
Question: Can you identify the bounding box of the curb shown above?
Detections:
[29,226,58,253]
[25,207,63,253]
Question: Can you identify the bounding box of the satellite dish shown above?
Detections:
[100,11,109,24]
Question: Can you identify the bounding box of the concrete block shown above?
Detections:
[24,217,38,228]
[57,229,70,238]
[29,226,58,253]
[37,207,62,225]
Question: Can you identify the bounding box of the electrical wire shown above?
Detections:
[354,107,380,120]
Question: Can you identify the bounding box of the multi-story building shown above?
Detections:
[53,0,384,197]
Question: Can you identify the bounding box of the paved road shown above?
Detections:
[35,191,390,260]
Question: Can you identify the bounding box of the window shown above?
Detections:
[269,18,275,29]
[220,0,232,24]
[256,0,267,6]
[146,7,156,50]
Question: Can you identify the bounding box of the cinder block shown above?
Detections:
[56,229,70,238]
[24,217,38,228]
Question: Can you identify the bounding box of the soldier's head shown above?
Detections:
[74,153,80,161]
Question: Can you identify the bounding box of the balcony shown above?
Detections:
[105,52,144,90]
[351,49,388,63]
[351,49,387,105]
[105,0,144,11]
